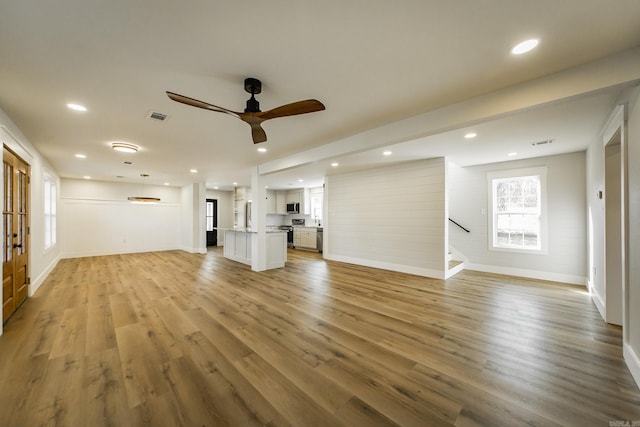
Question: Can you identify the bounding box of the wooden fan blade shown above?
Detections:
[250,123,267,144]
[258,99,325,121]
[166,91,240,118]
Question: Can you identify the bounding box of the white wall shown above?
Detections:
[625,86,640,387]
[60,178,181,257]
[325,158,447,278]
[206,188,234,245]
[1,109,62,336]
[180,182,206,254]
[449,152,587,285]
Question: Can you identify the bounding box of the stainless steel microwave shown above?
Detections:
[286,202,299,214]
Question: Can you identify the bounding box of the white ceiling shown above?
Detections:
[1,1,639,191]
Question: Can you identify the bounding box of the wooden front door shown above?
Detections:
[3,146,29,323]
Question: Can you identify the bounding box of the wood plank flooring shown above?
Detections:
[0,248,638,426]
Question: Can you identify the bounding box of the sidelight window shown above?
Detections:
[44,172,57,249]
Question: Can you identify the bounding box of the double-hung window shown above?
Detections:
[488,167,547,254]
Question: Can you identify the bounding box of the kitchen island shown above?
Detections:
[219,228,287,270]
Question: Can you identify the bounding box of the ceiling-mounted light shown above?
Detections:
[75,153,87,158]
[112,142,139,153]
[383,150,392,156]
[257,147,267,153]
[67,103,87,112]
[331,162,339,167]
[511,39,539,55]
[128,173,160,203]
[464,133,477,139]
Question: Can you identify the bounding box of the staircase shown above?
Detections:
[446,251,465,278]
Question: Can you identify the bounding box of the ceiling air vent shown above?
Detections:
[146,111,168,122]
[531,139,554,146]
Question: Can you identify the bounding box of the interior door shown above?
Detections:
[3,146,29,323]
[206,198,217,246]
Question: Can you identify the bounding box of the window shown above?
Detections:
[309,186,324,224]
[488,167,547,254]
[44,173,57,249]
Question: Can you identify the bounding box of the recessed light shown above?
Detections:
[331,162,339,167]
[213,186,219,190]
[257,147,267,153]
[67,103,87,112]
[164,182,170,186]
[112,142,138,153]
[511,39,539,55]
[383,150,392,156]
[75,153,87,158]
[298,179,304,183]
[233,182,238,186]
[464,133,477,139]
[508,152,518,157]
[190,169,198,173]
[83,176,91,179]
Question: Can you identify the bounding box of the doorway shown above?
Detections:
[604,130,623,326]
[206,199,217,246]
[3,146,30,323]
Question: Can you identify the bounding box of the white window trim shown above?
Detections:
[487,166,548,255]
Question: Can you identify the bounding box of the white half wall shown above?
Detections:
[60,178,181,257]
[449,152,587,285]
[325,158,447,279]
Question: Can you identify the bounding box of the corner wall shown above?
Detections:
[325,158,447,278]
[449,152,587,285]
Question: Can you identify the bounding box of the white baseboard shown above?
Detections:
[624,342,640,389]
[180,246,207,254]
[445,262,465,279]
[62,245,183,259]
[465,263,587,286]
[589,282,606,321]
[324,253,445,279]
[30,254,61,296]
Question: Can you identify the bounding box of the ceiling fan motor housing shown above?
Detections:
[244,78,262,112]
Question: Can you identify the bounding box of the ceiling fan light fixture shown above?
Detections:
[112,142,139,153]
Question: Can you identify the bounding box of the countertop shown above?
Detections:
[215,227,287,234]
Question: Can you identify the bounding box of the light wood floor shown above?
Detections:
[0,248,638,426]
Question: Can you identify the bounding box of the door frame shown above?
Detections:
[601,105,628,335]
[1,126,34,335]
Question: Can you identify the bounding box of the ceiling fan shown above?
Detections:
[166,78,325,144]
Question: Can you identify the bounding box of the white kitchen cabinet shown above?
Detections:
[286,189,301,204]
[266,190,277,214]
[293,227,317,249]
[275,190,287,214]
[286,188,309,214]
